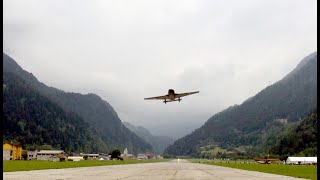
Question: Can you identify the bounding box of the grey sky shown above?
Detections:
[3,0,317,138]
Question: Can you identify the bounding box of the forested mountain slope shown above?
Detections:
[270,110,317,158]
[3,72,107,153]
[164,52,317,157]
[3,53,152,154]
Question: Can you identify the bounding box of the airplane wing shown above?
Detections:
[175,91,199,98]
[144,95,169,100]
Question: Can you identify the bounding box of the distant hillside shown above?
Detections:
[3,53,152,154]
[270,110,317,159]
[164,52,317,157]
[3,72,107,153]
[123,122,174,154]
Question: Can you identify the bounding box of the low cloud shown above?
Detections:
[3,0,317,138]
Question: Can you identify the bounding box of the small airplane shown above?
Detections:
[144,89,199,103]
[254,158,280,164]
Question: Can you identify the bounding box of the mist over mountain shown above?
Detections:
[3,53,152,154]
[123,122,175,154]
[164,52,317,157]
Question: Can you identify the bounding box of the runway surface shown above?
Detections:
[3,159,306,180]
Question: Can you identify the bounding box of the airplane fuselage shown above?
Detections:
[164,89,182,103]
[168,89,176,100]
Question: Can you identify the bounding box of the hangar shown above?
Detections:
[286,157,317,165]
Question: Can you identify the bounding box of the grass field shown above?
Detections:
[190,159,317,180]
[3,159,169,172]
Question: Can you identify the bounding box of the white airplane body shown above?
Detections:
[144,89,199,104]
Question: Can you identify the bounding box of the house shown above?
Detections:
[286,157,317,165]
[123,154,133,159]
[99,154,110,160]
[49,154,67,162]
[146,153,153,159]
[3,149,11,160]
[3,143,22,160]
[49,156,60,162]
[273,118,288,124]
[137,154,148,160]
[80,153,100,160]
[156,155,163,159]
[37,150,65,161]
[27,150,38,160]
[68,156,84,161]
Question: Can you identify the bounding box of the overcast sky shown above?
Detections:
[4,0,317,138]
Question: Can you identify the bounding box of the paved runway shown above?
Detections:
[3,159,305,180]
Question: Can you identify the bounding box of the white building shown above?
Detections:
[68,156,84,161]
[27,150,38,160]
[3,149,11,160]
[49,156,60,162]
[156,155,163,159]
[286,157,317,165]
[137,154,148,160]
[80,153,99,160]
[124,148,128,155]
[37,150,65,161]
[121,148,133,159]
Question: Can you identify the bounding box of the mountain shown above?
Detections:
[164,52,317,157]
[3,72,107,153]
[3,53,152,154]
[123,122,175,154]
[270,109,317,159]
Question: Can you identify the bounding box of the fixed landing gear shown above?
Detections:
[163,99,181,103]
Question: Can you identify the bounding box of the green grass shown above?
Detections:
[3,159,169,172]
[189,159,317,180]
